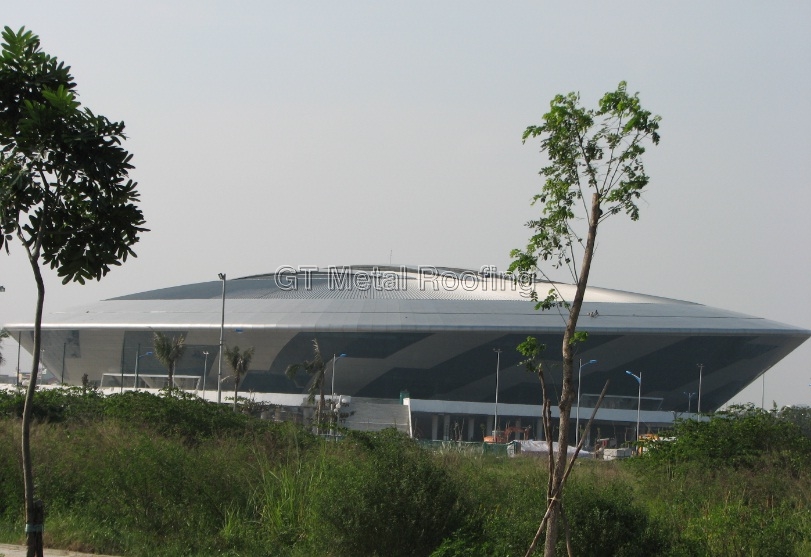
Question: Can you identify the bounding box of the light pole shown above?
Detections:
[684,391,696,414]
[217,273,226,404]
[134,344,152,390]
[493,348,502,437]
[202,350,210,395]
[331,353,347,397]
[576,359,597,446]
[761,372,765,410]
[16,331,21,389]
[697,363,704,416]
[61,342,67,385]
[626,370,642,443]
[330,353,347,436]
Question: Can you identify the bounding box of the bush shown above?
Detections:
[314,429,471,557]
[559,479,674,557]
[639,404,811,472]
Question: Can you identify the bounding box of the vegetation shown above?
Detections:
[0,26,146,553]
[0,389,809,556]
[508,82,661,555]
[224,345,255,412]
[152,333,186,394]
[285,339,330,433]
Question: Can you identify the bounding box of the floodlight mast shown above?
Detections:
[575,359,597,446]
[493,348,502,437]
[626,370,642,443]
[217,273,226,404]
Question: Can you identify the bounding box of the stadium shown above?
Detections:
[5,265,809,443]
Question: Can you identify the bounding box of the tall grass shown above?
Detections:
[0,390,809,556]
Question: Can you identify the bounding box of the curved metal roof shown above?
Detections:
[110,265,694,304]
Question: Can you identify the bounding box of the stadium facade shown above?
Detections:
[5,265,809,442]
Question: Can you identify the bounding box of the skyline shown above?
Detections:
[1,2,809,407]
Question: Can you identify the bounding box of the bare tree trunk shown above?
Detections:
[22,261,45,557]
[526,381,610,557]
[541,193,601,557]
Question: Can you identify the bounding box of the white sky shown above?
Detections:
[1,2,809,407]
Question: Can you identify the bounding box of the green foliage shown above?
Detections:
[559,479,673,557]
[639,403,811,471]
[224,345,255,411]
[152,332,186,391]
[0,390,809,556]
[682,502,801,557]
[508,81,660,299]
[314,429,471,557]
[0,26,146,283]
[779,405,811,440]
[284,338,326,404]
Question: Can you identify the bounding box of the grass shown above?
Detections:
[0,389,809,556]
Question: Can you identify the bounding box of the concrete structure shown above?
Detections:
[5,265,809,443]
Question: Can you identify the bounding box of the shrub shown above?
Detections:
[314,429,471,557]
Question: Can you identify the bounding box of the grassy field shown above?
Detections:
[0,388,809,556]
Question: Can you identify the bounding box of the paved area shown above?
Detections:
[0,544,119,557]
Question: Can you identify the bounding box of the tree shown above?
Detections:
[508,82,660,556]
[153,332,186,394]
[285,338,329,432]
[0,27,145,556]
[0,328,8,368]
[224,344,255,412]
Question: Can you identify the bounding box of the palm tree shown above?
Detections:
[285,338,329,432]
[152,332,186,394]
[224,345,255,412]
[0,329,8,369]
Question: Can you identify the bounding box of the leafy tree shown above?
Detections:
[224,345,255,412]
[0,26,145,555]
[285,338,329,432]
[508,82,660,557]
[152,332,186,394]
[778,405,811,440]
[642,403,811,471]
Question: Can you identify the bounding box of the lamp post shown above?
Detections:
[61,342,67,385]
[331,353,347,397]
[761,372,765,410]
[217,273,226,404]
[697,363,704,416]
[16,331,21,389]
[576,359,597,446]
[133,344,152,391]
[202,350,210,395]
[493,348,502,438]
[626,370,642,442]
[684,391,696,414]
[330,353,347,436]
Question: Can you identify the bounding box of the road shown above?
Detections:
[0,544,119,557]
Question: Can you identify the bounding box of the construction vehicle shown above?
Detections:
[484,424,532,444]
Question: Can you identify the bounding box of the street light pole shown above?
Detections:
[331,353,347,397]
[61,342,66,385]
[134,345,152,390]
[217,273,227,404]
[684,391,696,414]
[761,372,765,410]
[576,359,597,446]
[493,348,501,438]
[626,370,642,443]
[202,350,209,395]
[330,353,347,436]
[697,363,704,416]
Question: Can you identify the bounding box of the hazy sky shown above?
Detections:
[1,2,809,407]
